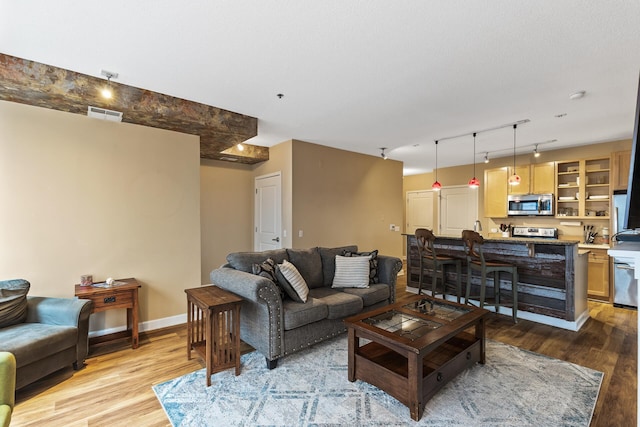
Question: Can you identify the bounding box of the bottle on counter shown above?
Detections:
[602,227,609,244]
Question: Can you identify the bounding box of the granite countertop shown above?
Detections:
[403,233,579,246]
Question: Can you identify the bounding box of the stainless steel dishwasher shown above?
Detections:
[613,257,638,308]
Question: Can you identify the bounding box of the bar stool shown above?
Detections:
[415,228,462,302]
[461,230,519,323]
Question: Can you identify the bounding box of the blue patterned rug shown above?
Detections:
[153,336,602,426]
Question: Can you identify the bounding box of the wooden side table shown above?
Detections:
[185,285,242,386]
[75,278,141,349]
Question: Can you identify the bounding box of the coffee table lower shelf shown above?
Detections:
[352,331,481,417]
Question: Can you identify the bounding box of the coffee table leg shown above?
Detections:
[348,328,357,382]
[477,316,486,365]
[407,352,424,421]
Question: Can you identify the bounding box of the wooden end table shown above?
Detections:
[345,294,488,421]
[185,285,243,386]
[74,278,141,349]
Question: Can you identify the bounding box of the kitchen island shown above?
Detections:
[405,234,589,330]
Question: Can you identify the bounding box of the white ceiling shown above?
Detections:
[2,1,640,175]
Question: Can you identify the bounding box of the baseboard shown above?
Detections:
[88,313,187,338]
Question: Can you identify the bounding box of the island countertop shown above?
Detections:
[404,234,588,330]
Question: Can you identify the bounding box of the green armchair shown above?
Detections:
[0,352,16,427]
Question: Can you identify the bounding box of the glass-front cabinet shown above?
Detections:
[556,157,610,219]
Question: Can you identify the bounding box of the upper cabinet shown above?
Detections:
[556,157,610,219]
[612,150,632,191]
[484,167,509,218]
[507,162,555,195]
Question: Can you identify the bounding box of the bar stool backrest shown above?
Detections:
[415,228,438,261]
[462,229,486,265]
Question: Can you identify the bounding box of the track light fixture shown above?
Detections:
[100,70,118,99]
[484,152,490,163]
[533,144,540,157]
[380,147,388,160]
[431,141,441,191]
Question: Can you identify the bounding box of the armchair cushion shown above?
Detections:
[0,279,30,328]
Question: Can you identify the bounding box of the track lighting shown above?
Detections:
[533,144,540,157]
[380,147,388,160]
[484,152,490,163]
[100,70,118,99]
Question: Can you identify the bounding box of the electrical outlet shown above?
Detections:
[394,225,401,232]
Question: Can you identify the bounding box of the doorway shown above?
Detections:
[254,172,282,251]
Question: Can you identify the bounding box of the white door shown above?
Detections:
[406,190,434,234]
[439,186,479,236]
[254,173,282,251]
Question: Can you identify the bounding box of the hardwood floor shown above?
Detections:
[11,274,637,427]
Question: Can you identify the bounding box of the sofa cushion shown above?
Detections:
[282,298,328,330]
[1,323,77,368]
[332,255,371,289]
[286,248,324,288]
[227,249,288,273]
[309,288,364,319]
[344,249,379,284]
[341,284,390,307]
[318,245,358,286]
[275,260,309,303]
[0,279,30,328]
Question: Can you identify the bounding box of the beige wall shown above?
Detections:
[200,159,254,284]
[402,139,632,243]
[0,101,201,332]
[291,140,404,257]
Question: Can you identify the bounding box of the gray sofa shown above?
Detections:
[210,245,403,368]
[0,279,93,389]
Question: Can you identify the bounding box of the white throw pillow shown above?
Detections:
[332,255,371,288]
[276,260,309,303]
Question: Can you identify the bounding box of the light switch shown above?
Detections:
[298,230,303,238]
[390,223,395,231]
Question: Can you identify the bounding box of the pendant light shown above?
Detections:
[468,133,480,188]
[508,124,521,185]
[431,140,442,191]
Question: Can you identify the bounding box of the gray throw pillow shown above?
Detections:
[0,279,30,328]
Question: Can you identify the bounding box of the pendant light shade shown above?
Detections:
[468,133,479,188]
[431,140,441,191]
[508,124,521,185]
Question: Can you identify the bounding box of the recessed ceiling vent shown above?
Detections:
[87,106,123,122]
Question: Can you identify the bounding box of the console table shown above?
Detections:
[74,278,141,349]
[185,285,243,386]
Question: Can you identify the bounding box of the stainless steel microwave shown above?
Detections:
[507,194,554,216]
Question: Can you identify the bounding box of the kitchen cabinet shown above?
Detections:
[587,248,611,300]
[612,150,631,191]
[556,157,610,219]
[507,162,555,195]
[484,167,509,218]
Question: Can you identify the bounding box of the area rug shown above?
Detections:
[153,336,603,427]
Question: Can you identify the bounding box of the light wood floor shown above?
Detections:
[11,275,637,427]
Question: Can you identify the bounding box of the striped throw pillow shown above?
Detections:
[332,255,371,288]
[275,260,309,303]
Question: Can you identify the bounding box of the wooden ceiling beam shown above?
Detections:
[0,53,267,164]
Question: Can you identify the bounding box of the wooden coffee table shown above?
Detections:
[345,294,489,421]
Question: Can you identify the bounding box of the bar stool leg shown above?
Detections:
[417,257,424,295]
[479,270,487,308]
[465,265,472,305]
[495,271,501,314]
[455,261,461,304]
[512,269,518,323]
[431,263,438,298]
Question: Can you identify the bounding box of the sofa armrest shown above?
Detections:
[25,297,93,366]
[210,267,285,360]
[0,352,15,426]
[377,255,403,303]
